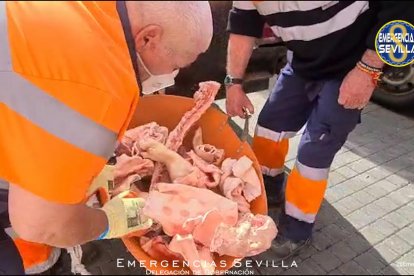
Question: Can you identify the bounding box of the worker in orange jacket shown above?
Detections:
[0,2,213,274]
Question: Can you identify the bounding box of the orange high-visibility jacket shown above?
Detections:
[0,2,141,204]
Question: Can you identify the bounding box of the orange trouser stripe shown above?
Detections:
[286,166,328,215]
[13,239,52,269]
[252,136,289,170]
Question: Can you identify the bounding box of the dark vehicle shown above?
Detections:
[168,1,414,109]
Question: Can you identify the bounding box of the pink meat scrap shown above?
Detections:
[112,122,168,194]
[219,157,262,213]
[143,183,239,237]
[151,81,221,189]
[192,127,225,166]
[210,213,277,257]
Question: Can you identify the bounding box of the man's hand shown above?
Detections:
[226,85,254,118]
[338,49,384,110]
[338,67,376,110]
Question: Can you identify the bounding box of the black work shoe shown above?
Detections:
[263,173,286,208]
[272,235,311,264]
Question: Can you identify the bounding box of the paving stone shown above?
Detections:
[280,266,302,275]
[329,171,348,186]
[325,188,344,203]
[386,187,413,206]
[396,226,414,247]
[349,159,378,174]
[354,250,387,274]
[311,250,342,272]
[338,151,362,165]
[338,260,369,275]
[330,241,358,263]
[328,269,343,275]
[369,151,400,166]
[321,224,353,244]
[335,196,366,216]
[345,191,371,210]
[298,258,327,275]
[393,251,414,275]
[348,145,376,157]
[356,171,384,185]
[81,241,115,267]
[394,155,414,169]
[383,157,413,174]
[312,231,336,251]
[381,236,412,256]
[385,174,412,188]
[346,209,375,230]
[375,242,402,264]
[374,197,401,214]
[395,204,414,223]
[360,224,387,245]
[384,211,412,229]
[370,219,399,237]
[333,200,353,216]
[364,184,390,200]
[298,245,318,260]
[334,166,360,179]
[327,184,357,203]
[397,168,414,182]
[345,233,373,255]
[380,265,401,275]
[361,202,389,221]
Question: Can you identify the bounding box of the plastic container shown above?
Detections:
[121,94,268,275]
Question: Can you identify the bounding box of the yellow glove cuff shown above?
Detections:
[101,191,153,239]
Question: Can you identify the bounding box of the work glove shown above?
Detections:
[87,165,115,204]
[100,191,153,239]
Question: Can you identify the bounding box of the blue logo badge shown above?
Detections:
[375,20,414,67]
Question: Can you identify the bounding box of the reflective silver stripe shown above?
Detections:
[285,202,316,223]
[270,2,369,42]
[296,160,329,181]
[256,1,339,15]
[233,1,257,10]
[0,4,117,159]
[0,1,11,71]
[0,179,9,190]
[255,125,296,143]
[261,166,284,177]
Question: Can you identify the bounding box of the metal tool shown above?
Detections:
[241,107,252,142]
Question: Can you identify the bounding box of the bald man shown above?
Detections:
[0,1,212,274]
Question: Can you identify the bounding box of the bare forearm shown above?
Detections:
[12,201,108,248]
[45,206,108,248]
[361,49,384,68]
[226,34,256,78]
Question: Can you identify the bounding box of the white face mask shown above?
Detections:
[137,52,179,95]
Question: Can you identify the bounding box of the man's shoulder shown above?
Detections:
[8,1,129,90]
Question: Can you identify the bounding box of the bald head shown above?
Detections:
[127,1,213,60]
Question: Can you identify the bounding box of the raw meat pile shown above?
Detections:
[111,82,277,275]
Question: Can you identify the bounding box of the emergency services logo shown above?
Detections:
[375,20,414,67]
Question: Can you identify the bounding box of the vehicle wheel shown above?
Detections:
[372,64,414,109]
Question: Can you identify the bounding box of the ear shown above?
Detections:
[134,25,163,52]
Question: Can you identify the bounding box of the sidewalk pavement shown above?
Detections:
[46,84,414,275]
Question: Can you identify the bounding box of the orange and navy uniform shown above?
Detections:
[0,2,141,273]
[1,1,140,204]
